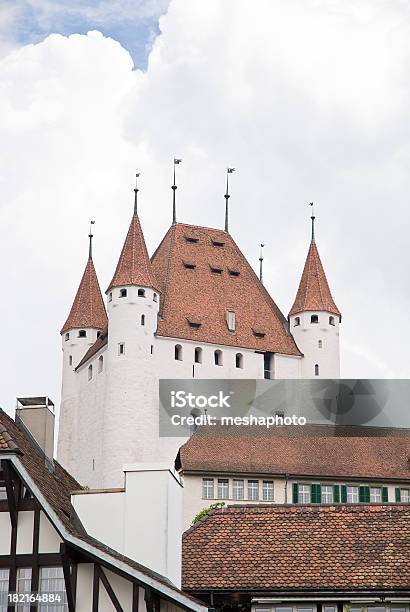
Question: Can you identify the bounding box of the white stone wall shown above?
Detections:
[289,311,340,378]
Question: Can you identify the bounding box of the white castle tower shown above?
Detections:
[288,209,341,378]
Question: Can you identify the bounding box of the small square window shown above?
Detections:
[119,288,127,298]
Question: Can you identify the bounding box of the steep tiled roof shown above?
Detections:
[107,214,159,292]
[151,224,300,356]
[289,240,340,318]
[182,504,410,591]
[61,258,107,334]
[176,424,410,480]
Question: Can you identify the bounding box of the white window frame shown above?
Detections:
[233,479,244,500]
[202,478,214,500]
[248,480,259,501]
[262,480,274,502]
[370,487,382,503]
[347,485,359,503]
[299,484,311,504]
[401,488,410,502]
[217,479,229,500]
[321,485,333,504]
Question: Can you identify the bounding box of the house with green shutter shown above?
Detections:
[175,423,410,530]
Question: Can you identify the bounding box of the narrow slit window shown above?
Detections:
[98,355,103,373]
[118,343,125,355]
[194,347,202,364]
[228,270,240,277]
[184,262,196,270]
[329,316,335,326]
[175,344,182,361]
[315,363,319,376]
[318,340,322,348]
[236,353,243,369]
[69,355,73,366]
[153,293,158,302]
[185,236,199,244]
[88,365,93,381]
[65,332,70,341]
[141,314,145,326]
[212,240,224,247]
[214,350,223,366]
[210,266,222,274]
[294,317,300,327]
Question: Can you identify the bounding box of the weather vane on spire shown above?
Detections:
[134,172,140,215]
[309,202,315,241]
[224,167,235,233]
[172,158,182,224]
[259,243,265,283]
[88,219,95,259]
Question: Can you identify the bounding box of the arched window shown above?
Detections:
[236,353,243,369]
[329,316,335,326]
[194,347,202,364]
[138,288,146,298]
[314,364,319,377]
[98,355,103,373]
[318,340,322,349]
[78,330,87,338]
[141,314,145,326]
[175,344,182,361]
[65,332,70,341]
[294,317,300,327]
[120,288,127,298]
[153,293,158,302]
[214,350,223,366]
[311,315,319,324]
[88,365,93,381]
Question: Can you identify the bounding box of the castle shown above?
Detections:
[57,181,341,489]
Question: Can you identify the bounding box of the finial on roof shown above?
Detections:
[88,219,95,259]
[224,167,235,233]
[172,158,182,224]
[134,172,140,215]
[309,202,315,242]
[259,243,264,283]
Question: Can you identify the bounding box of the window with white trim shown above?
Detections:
[248,480,259,501]
[299,484,311,504]
[401,488,410,502]
[347,485,359,503]
[217,479,229,499]
[226,310,236,332]
[262,480,274,502]
[202,478,214,500]
[321,485,333,503]
[370,487,382,503]
[39,567,67,611]
[233,479,244,500]
[0,569,9,612]
[16,568,32,612]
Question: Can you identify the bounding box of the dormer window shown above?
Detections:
[228,270,240,277]
[138,289,146,298]
[187,318,201,329]
[226,310,236,332]
[65,332,70,341]
[294,317,300,327]
[311,314,319,324]
[78,330,86,338]
[253,329,265,338]
[212,240,224,247]
[119,288,127,298]
[184,262,196,270]
[329,316,335,326]
[210,266,222,274]
[185,236,199,244]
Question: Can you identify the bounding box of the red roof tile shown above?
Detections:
[289,240,340,318]
[61,258,107,334]
[107,214,159,292]
[151,224,300,356]
[176,424,410,480]
[182,504,410,591]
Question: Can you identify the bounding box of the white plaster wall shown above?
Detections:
[273,354,301,379]
[290,311,340,378]
[71,491,124,552]
[0,513,11,554]
[38,511,62,553]
[99,568,133,611]
[75,564,94,612]
[16,510,34,554]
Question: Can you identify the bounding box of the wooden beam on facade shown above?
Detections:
[61,545,76,612]
[92,564,100,612]
[98,566,124,612]
[3,461,17,528]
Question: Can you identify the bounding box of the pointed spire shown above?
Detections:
[134,173,140,216]
[88,219,95,259]
[61,228,107,334]
[310,202,315,241]
[172,158,182,224]
[289,211,340,318]
[224,167,235,232]
[259,243,264,283]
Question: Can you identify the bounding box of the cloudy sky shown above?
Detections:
[1,0,410,416]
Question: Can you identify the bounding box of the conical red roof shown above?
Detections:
[107,215,159,292]
[289,240,340,318]
[61,258,107,334]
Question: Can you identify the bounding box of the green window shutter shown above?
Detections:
[292,483,299,504]
[333,485,340,503]
[311,484,322,504]
[359,486,370,503]
[395,487,401,502]
[341,485,347,503]
[382,487,388,503]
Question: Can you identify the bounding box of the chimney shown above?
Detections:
[16,397,55,464]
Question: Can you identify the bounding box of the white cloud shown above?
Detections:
[1,0,410,415]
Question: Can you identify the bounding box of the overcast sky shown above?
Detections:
[1,0,410,417]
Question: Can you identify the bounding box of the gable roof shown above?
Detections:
[61,257,107,334]
[182,504,410,592]
[289,240,340,318]
[107,214,159,292]
[176,424,410,481]
[151,224,300,356]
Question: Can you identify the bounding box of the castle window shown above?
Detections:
[65,332,70,341]
[185,236,199,244]
[175,344,182,361]
[88,365,93,381]
[141,314,145,326]
[329,316,335,326]
[119,288,127,298]
[294,317,300,327]
[69,355,73,366]
[153,293,158,302]
[138,289,146,298]
[118,343,125,355]
[226,310,236,332]
[150,345,153,355]
[78,330,86,338]
[214,350,223,366]
[314,364,319,376]
[318,340,322,349]
[108,292,112,302]
[236,353,243,369]
[194,347,202,364]
[311,315,319,324]
[98,355,103,373]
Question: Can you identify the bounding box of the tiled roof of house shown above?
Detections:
[61,257,107,334]
[289,240,340,318]
[176,424,410,480]
[151,224,301,356]
[182,504,410,591]
[107,214,159,292]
